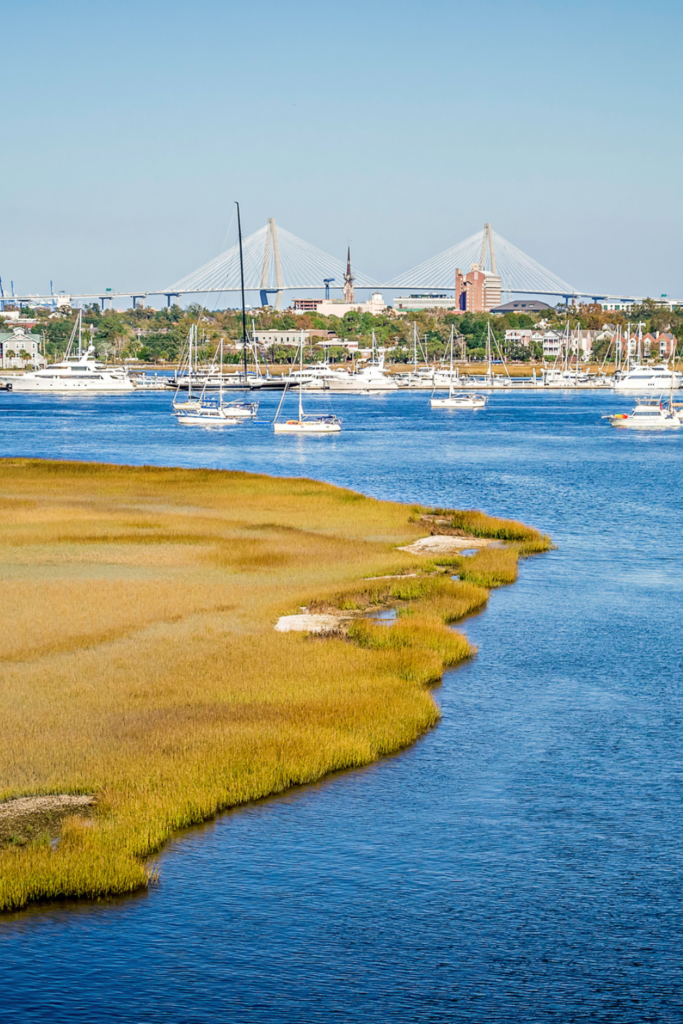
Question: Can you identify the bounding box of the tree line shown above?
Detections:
[0,297,680,365]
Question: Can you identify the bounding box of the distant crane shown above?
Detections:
[324,277,334,299]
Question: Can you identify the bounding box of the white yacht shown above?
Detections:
[608,397,682,430]
[0,310,134,393]
[431,391,487,409]
[612,364,682,393]
[0,348,134,393]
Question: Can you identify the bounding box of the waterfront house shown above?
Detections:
[0,328,46,369]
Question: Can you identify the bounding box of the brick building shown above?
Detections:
[455,264,501,313]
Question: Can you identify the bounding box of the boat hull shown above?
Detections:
[3,377,134,393]
[431,398,487,409]
[273,420,341,434]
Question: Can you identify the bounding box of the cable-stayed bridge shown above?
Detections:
[164,219,381,310]
[0,220,665,308]
[385,224,576,298]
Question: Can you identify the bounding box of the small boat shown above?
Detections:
[431,392,488,409]
[274,414,342,434]
[273,335,341,434]
[131,373,169,391]
[430,327,488,410]
[607,397,682,430]
[175,406,241,427]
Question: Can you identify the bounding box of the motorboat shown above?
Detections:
[0,351,134,393]
[612,364,682,393]
[431,392,488,410]
[607,397,682,430]
[0,311,134,393]
[131,373,170,391]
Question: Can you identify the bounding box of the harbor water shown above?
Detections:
[1,389,682,1022]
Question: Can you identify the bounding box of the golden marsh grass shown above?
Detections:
[0,459,550,911]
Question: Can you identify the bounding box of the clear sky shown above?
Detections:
[2,0,682,301]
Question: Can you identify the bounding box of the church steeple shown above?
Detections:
[343,246,355,303]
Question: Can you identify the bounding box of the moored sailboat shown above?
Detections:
[273,334,342,433]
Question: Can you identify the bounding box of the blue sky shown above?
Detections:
[2,0,681,301]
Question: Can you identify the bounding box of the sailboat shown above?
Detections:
[273,333,342,433]
[430,326,487,409]
[174,339,258,426]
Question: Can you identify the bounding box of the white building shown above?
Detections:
[540,329,599,359]
[504,329,533,347]
[394,294,455,313]
[600,299,636,312]
[0,328,45,368]
[293,292,387,318]
[252,329,307,349]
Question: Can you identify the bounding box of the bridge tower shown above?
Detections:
[259,218,284,310]
[479,223,498,274]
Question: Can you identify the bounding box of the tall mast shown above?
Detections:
[449,324,454,398]
[487,323,492,378]
[78,309,82,359]
[219,337,223,407]
[236,202,248,387]
[299,330,304,421]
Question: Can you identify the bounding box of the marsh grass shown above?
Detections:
[0,459,549,912]
[426,506,552,548]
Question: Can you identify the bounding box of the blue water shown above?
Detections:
[2,389,682,1023]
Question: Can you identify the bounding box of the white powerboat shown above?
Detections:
[1,350,134,393]
[131,373,170,391]
[612,364,682,393]
[431,392,488,409]
[607,397,682,430]
[0,310,134,393]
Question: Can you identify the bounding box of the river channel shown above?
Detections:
[1,389,682,1022]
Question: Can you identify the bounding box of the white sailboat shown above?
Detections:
[273,333,341,434]
[174,338,258,426]
[430,327,488,409]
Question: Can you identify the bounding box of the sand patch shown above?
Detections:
[0,794,96,846]
[398,535,492,555]
[275,613,348,635]
[0,794,95,819]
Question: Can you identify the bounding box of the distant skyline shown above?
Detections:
[2,0,682,302]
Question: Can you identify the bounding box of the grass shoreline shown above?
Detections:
[0,458,551,913]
